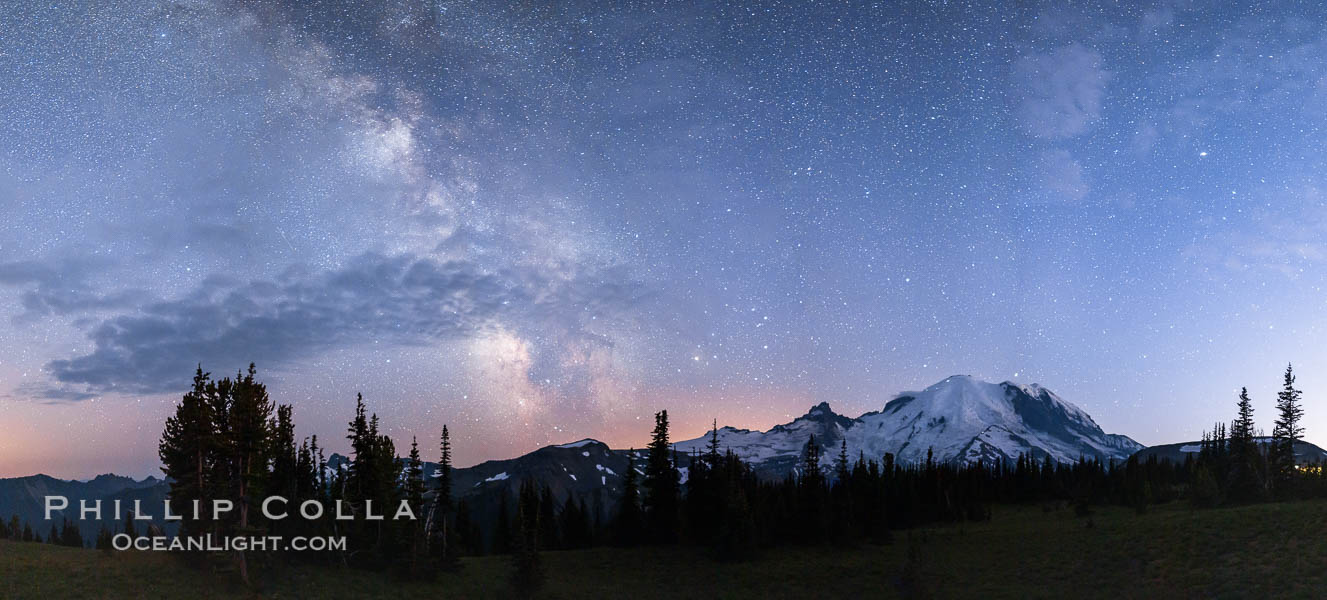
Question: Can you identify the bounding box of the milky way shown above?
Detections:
[2,1,1326,478]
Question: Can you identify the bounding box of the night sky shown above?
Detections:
[3,1,1325,479]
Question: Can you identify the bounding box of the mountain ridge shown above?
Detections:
[674,375,1143,477]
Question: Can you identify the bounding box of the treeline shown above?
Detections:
[0,514,86,547]
[138,362,1323,594]
[155,365,466,584]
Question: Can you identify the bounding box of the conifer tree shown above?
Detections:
[706,419,722,466]
[96,524,114,554]
[454,498,479,556]
[1226,387,1263,502]
[403,436,427,579]
[159,367,217,542]
[493,493,513,554]
[835,439,850,482]
[1272,364,1305,487]
[227,364,273,584]
[510,480,544,598]
[801,435,823,487]
[614,449,644,546]
[643,411,680,543]
[431,424,459,570]
[538,484,560,550]
[270,404,298,511]
[1231,387,1256,452]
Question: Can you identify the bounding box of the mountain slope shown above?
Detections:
[1133,437,1327,465]
[0,474,171,539]
[676,375,1142,477]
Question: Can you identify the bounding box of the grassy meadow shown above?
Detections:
[3,499,1326,599]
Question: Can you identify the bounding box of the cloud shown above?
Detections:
[1012,45,1109,140]
[1035,149,1089,201]
[36,252,649,399]
[0,259,146,322]
[1140,6,1175,32]
[1182,183,1327,278]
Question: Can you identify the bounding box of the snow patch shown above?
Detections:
[557,439,599,449]
[485,472,510,482]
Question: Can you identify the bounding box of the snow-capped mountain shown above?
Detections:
[675,375,1142,476]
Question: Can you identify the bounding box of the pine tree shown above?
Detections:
[1231,387,1256,452]
[1227,387,1263,502]
[493,493,513,554]
[1272,364,1305,488]
[706,419,722,467]
[60,518,83,547]
[454,498,478,555]
[403,436,427,579]
[614,449,644,546]
[159,366,217,542]
[510,479,544,598]
[270,404,299,515]
[643,411,680,543]
[227,364,273,585]
[431,424,459,571]
[834,438,850,483]
[801,435,823,487]
[96,524,114,554]
[537,484,559,550]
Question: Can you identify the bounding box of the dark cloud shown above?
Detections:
[39,252,648,398]
[0,259,145,322]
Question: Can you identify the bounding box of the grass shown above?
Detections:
[4,500,1327,599]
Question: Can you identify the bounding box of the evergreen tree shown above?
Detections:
[270,404,299,514]
[559,497,592,550]
[537,484,560,550]
[158,366,217,543]
[403,437,427,579]
[1227,387,1263,502]
[493,493,513,554]
[96,524,114,554]
[642,411,680,543]
[614,449,644,546]
[706,419,722,466]
[454,498,479,556]
[1272,364,1305,485]
[801,435,823,487]
[510,480,544,598]
[431,424,459,571]
[60,518,83,547]
[227,364,273,584]
[834,438,850,482]
[1231,387,1256,452]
